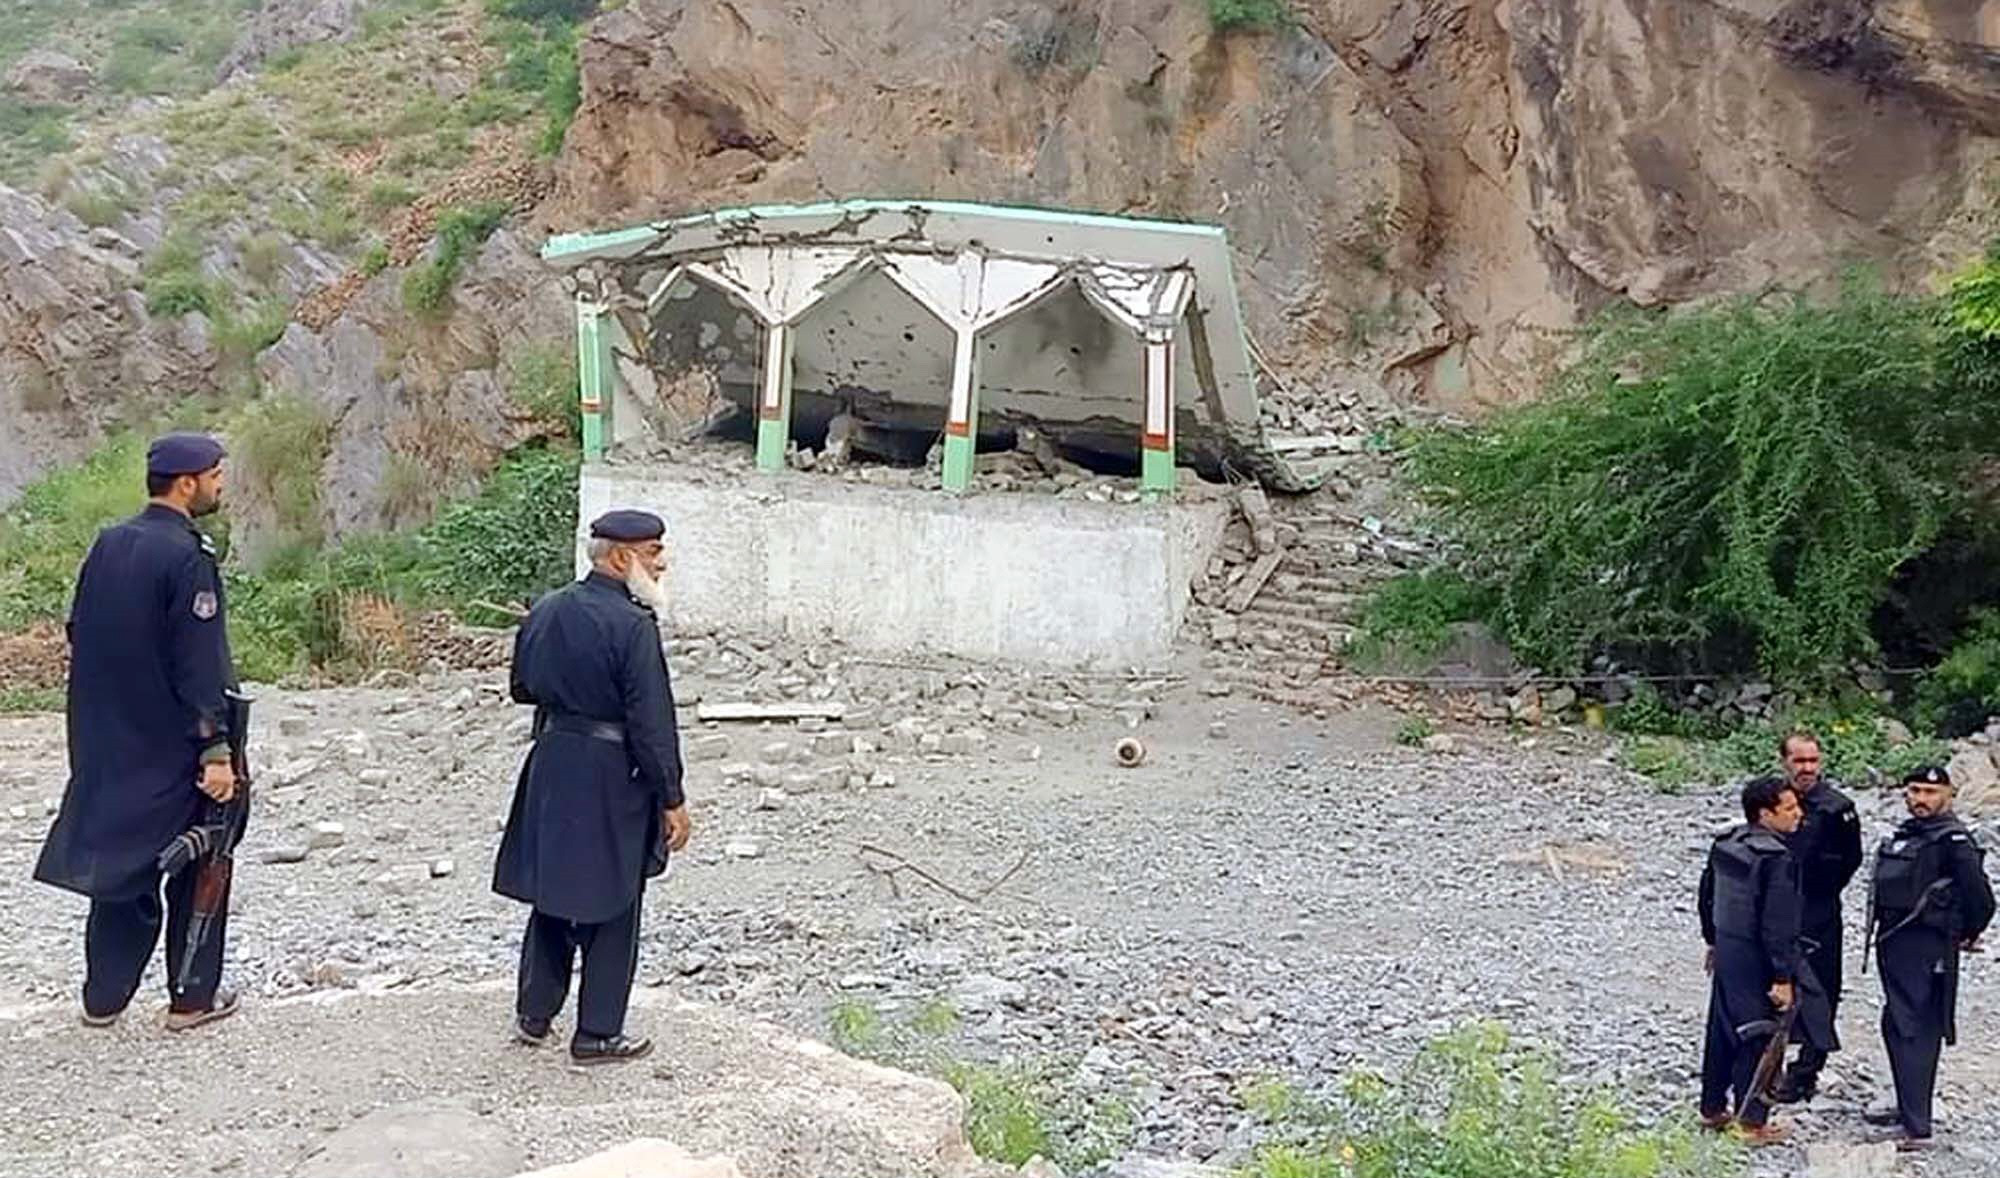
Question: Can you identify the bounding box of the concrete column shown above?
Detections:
[754,321,796,473]
[576,298,612,460]
[941,328,981,493]
[1141,327,1176,499]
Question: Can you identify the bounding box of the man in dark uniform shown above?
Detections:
[1772,731,1862,1103]
[1864,764,1995,1151]
[34,432,243,1031]
[494,508,691,1065]
[1697,775,1805,1144]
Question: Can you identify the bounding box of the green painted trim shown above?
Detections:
[1141,448,1175,498]
[756,418,788,472]
[754,324,796,473]
[576,301,609,461]
[540,198,1229,264]
[941,434,976,493]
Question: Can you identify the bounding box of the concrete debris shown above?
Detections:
[309,821,347,849]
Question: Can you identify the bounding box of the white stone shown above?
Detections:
[309,821,347,849]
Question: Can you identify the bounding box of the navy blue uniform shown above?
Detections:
[1871,813,1995,1139]
[1698,824,1812,1126]
[494,571,684,1040]
[34,504,237,1015]
[1782,780,1862,1090]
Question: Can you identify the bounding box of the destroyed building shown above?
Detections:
[541,200,1330,668]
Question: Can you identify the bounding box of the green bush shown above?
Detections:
[1347,570,1497,669]
[143,230,221,317]
[0,98,70,185]
[230,395,332,548]
[1916,610,2000,736]
[1208,0,1292,31]
[1408,273,2000,685]
[507,343,579,437]
[1246,1023,1741,1178]
[402,200,511,317]
[0,435,146,629]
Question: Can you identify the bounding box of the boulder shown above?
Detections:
[5,50,92,104]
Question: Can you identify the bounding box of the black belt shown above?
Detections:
[538,714,627,744]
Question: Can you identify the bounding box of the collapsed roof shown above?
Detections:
[541,199,1323,493]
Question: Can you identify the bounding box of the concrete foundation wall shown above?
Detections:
[578,463,1228,667]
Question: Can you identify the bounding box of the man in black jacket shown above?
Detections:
[493,509,692,1064]
[1698,775,1805,1144]
[1864,764,1996,1151]
[1773,731,1863,1103]
[35,433,243,1032]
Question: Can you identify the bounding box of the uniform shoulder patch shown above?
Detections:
[198,534,218,558]
[1949,831,1971,843]
[192,590,218,620]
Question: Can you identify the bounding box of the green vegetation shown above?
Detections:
[403,201,512,317]
[1394,714,1435,748]
[0,430,580,683]
[483,0,592,155]
[0,435,148,630]
[0,98,71,186]
[1914,610,2000,738]
[1366,246,2000,746]
[507,343,580,438]
[1346,569,1495,670]
[1207,0,1293,32]
[821,996,1132,1172]
[1611,685,1951,792]
[101,2,248,98]
[142,228,220,317]
[1243,1023,1741,1178]
[0,686,64,715]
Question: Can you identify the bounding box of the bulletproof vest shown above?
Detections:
[1711,826,1784,937]
[1874,819,1961,930]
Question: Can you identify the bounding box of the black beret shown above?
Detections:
[1903,764,1952,787]
[146,432,227,477]
[589,509,665,542]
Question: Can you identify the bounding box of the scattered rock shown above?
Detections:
[260,844,311,865]
[688,734,732,762]
[723,840,763,860]
[309,821,347,849]
[1420,733,1457,754]
[1802,1141,1898,1178]
[429,858,456,879]
[278,716,310,738]
[755,788,786,811]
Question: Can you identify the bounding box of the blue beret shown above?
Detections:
[1904,764,1952,787]
[147,432,227,477]
[589,509,665,542]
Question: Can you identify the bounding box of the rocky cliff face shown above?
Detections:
[543,0,2000,420]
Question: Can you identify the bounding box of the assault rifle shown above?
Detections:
[157,689,253,1003]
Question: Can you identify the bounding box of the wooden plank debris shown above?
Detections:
[1223,551,1285,613]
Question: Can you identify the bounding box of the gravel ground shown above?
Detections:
[1,656,1996,1177]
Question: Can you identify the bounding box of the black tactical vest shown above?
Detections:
[1712,825,1786,937]
[1874,818,1964,930]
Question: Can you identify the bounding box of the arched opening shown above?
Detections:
[790,267,958,465]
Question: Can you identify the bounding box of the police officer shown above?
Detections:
[1772,730,1862,1103]
[34,432,243,1032]
[1697,775,1805,1144]
[494,509,692,1065]
[1865,764,1995,1151]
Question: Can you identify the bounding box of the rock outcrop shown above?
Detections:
[0,184,209,500]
